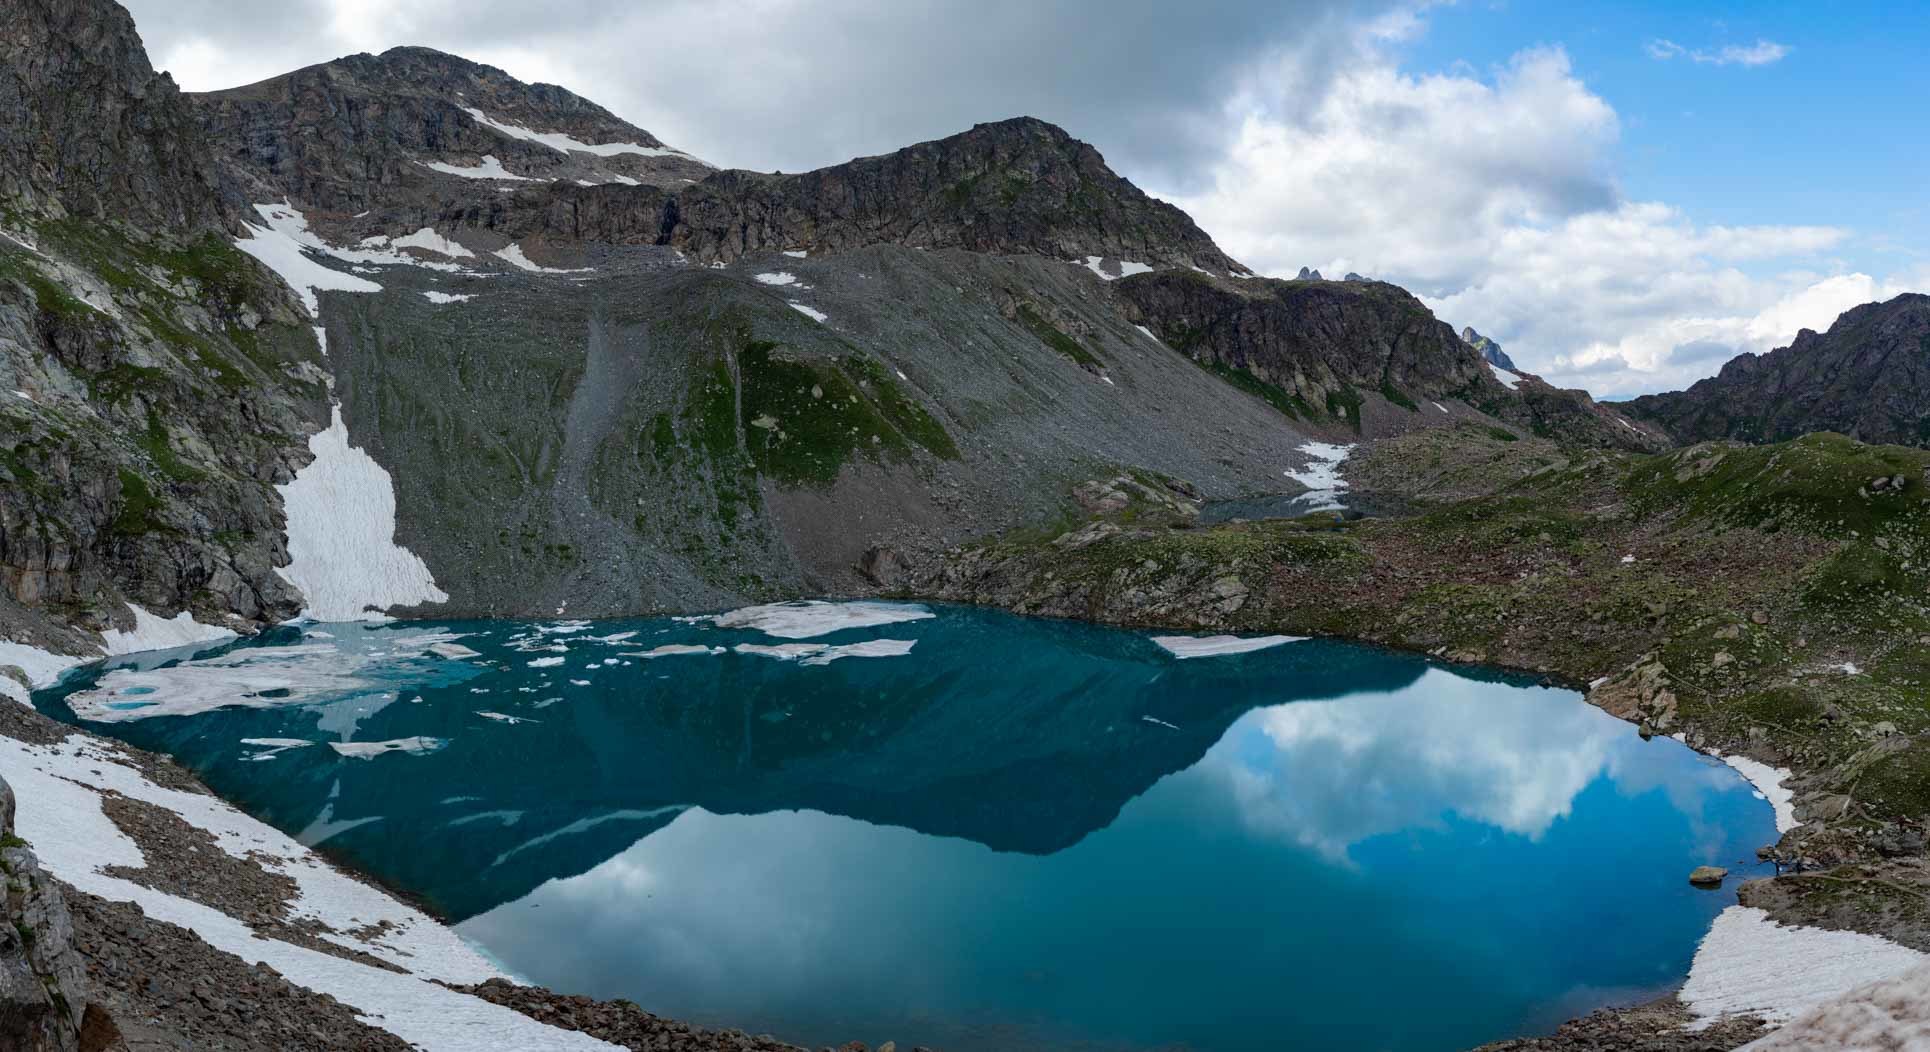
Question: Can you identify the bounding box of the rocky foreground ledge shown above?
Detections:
[907,423,1930,1048]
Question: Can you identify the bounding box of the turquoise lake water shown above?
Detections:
[37,603,1777,1051]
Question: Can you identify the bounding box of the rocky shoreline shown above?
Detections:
[905,423,1930,1046]
[0,696,918,1052]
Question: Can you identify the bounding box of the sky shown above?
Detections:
[122,0,1930,398]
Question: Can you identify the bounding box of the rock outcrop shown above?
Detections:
[1461,326,1518,371]
[1626,293,1930,447]
[193,45,712,217]
[0,0,225,232]
[0,777,88,1052]
[0,0,326,646]
[1119,271,1666,450]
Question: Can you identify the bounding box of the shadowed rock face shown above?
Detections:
[192,45,714,217]
[1626,293,1930,447]
[0,0,225,231]
[450,116,1247,270]
[1120,272,1668,451]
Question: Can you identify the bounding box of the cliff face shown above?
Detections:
[0,0,326,651]
[0,0,225,232]
[1120,272,1667,450]
[1627,294,1930,447]
[448,116,1248,270]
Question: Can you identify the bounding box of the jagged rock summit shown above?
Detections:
[1625,293,1930,447]
[1461,326,1518,371]
[194,44,713,216]
[454,114,1252,271]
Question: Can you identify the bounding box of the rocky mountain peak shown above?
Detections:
[0,0,226,232]
[1626,292,1930,447]
[192,43,712,217]
[459,113,1249,270]
[1459,326,1518,371]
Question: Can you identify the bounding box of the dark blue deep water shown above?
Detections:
[36,603,1776,1052]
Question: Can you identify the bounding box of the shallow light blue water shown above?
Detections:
[37,604,1776,1052]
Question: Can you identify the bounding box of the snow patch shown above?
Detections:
[788,301,828,322]
[381,227,476,259]
[422,290,473,304]
[99,604,236,657]
[1746,960,1930,1050]
[1133,324,1162,344]
[276,406,447,621]
[782,249,808,258]
[423,154,535,181]
[235,203,384,315]
[1488,362,1523,390]
[1283,441,1354,511]
[1682,906,1924,1028]
[461,107,704,163]
[701,600,936,639]
[754,271,800,286]
[1153,634,1303,659]
[1081,256,1155,281]
[493,243,590,274]
[1718,753,1798,833]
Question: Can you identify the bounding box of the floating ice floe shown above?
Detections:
[330,737,447,759]
[423,154,535,181]
[1488,362,1522,390]
[1081,256,1154,281]
[476,712,536,725]
[1681,906,1925,1028]
[99,604,236,657]
[1152,634,1303,659]
[1141,715,1181,730]
[623,644,725,659]
[428,641,481,659]
[462,106,706,163]
[65,630,468,723]
[239,738,313,761]
[788,301,828,322]
[734,639,918,665]
[702,600,936,639]
[1283,441,1355,512]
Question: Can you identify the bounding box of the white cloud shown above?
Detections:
[1647,38,1792,67]
[1167,38,1921,397]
